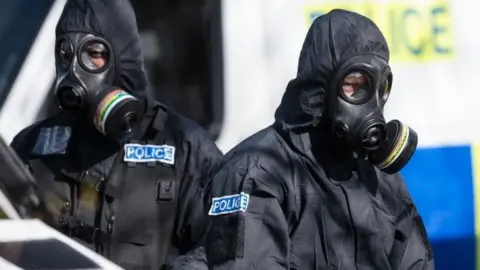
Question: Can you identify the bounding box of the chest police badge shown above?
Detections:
[123,143,175,165]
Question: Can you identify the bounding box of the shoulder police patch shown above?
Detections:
[123,143,175,164]
[209,192,250,216]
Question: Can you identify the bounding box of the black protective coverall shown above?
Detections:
[206,10,434,270]
[11,1,222,269]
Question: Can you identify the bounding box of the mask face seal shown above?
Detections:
[330,62,391,152]
[54,33,145,142]
[328,55,417,174]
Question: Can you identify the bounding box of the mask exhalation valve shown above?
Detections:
[57,86,85,111]
[362,123,387,150]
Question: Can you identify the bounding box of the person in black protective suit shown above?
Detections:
[205,9,434,270]
[10,0,222,269]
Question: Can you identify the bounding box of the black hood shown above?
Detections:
[274,9,389,131]
[55,0,151,101]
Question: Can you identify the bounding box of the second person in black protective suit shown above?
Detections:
[205,9,434,270]
[10,0,222,269]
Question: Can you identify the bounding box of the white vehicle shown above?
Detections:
[0,219,123,269]
[0,0,476,269]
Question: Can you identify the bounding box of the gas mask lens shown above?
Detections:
[80,40,110,71]
[341,72,370,102]
[380,74,392,105]
[56,39,73,68]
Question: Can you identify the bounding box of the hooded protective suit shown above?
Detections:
[205,9,433,270]
[11,0,222,269]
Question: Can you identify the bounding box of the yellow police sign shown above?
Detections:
[306,1,454,62]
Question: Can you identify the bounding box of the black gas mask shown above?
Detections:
[54,33,145,142]
[329,55,417,174]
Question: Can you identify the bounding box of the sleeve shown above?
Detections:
[169,129,223,269]
[205,154,290,270]
[10,124,37,159]
[390,173,434,270]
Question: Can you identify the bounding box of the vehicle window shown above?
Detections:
[0,0,54,108]
[132,0,224,139]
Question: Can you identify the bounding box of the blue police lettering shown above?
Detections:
[126,146,164,159]
[431,6,450,54]
[403,8,424,55]
[123,143,175,164]
[209,192,250,216]
[308,3,454,61]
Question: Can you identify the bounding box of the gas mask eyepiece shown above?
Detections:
[368,120,418,174]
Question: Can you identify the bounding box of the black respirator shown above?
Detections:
[53,33,144,142]
[329,55,417,174]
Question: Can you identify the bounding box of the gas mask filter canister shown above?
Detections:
[89,87,145,142]
[368,120,418,174]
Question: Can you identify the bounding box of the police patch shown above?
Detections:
[123,143,175,164]
[32,126,72,156]
[209,192,250,216]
